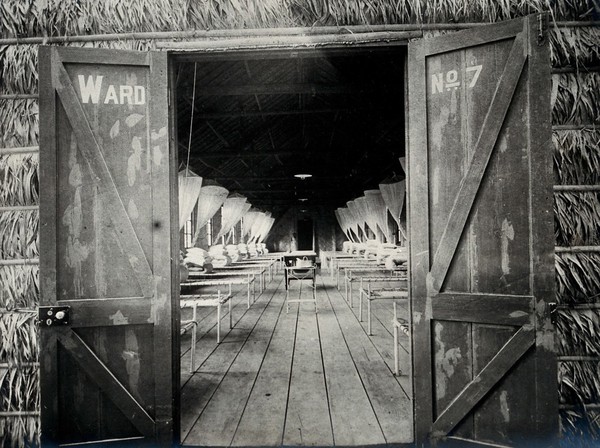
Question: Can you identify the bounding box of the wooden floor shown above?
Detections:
[179,270,413,447]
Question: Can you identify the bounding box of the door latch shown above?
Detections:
[548,302,558,325]
[38,306,70,327]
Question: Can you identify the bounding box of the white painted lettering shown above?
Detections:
[120,85,134,104]
[78,75,103,104]
[104,85,118,104]
[445,70,460,90]
[466,64,483,88]
[431,64,484,95]
[431,73,444,94]
[134,85,145,105]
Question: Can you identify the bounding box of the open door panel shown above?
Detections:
[39,46,178,446]
[408,14,557,447]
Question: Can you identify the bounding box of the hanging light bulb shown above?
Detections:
[294,173,312,180]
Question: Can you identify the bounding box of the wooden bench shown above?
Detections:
[180,288,232,372]
[359,281,408,336]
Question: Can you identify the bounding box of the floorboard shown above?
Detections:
[323,278,414,444]
[231,299,298,446]
[317,285,386,445]
[181,271,413,446]
[184,283,284,446]
[181,284,278,442]
[283,287,334,446]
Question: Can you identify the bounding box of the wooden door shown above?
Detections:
[39,46,178,445]
[408,15,557,447]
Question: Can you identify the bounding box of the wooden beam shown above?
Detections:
[554,185,600,192]
[0,145,39,155]
[1,23,596,46]
[195,107,362,119]
[188,82,399,96]
[0,94,38,100]
[205,121,231,147]
[158,31,420,50]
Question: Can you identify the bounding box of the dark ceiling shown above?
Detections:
[175,46,406,218]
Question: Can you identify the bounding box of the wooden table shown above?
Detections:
[284,265,317,313]
[282,251,317,286]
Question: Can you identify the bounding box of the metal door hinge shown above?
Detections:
[38,306,70,327]
[537,14,548,45]
[548,302,558,325]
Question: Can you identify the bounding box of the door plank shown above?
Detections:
[59,297,153,327]
[525,14,559,438]
[431,326,534,436]
[56,328,155,437]
[52,61,154,298]
[39,46,60,443]
[432,294,533,326]
[420,18,524,56]
[428,33,527,293]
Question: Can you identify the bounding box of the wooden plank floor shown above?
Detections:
[180,270,413,446]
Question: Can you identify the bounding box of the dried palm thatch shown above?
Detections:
[0,0,598,445]
[556,253,600,305]
[0,266,39,311]
[550,26,600,68]
[0,155,39,207]
[553,73,600,125]
[0,98,38,148]
[0,210,39,261]
[0,311,39,448]
[554,129,600,185]
[555,193,600,247]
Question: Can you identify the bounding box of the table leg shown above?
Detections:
[394,323,399,376]
[217,303,221,344]
[368,299,372,336]
[349,280,353,308]
[359,290,363,321]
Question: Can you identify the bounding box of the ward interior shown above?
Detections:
[174,45,412,446]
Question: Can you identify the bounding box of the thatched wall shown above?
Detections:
[1,0,599,446]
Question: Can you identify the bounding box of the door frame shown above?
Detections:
[165,40,412,445]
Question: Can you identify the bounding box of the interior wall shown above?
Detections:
[266,206,340,261]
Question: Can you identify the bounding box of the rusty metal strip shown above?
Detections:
[431,325,535,438]
[56,328,155,437]
[52,53,154,298]
[428,33,527,293]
